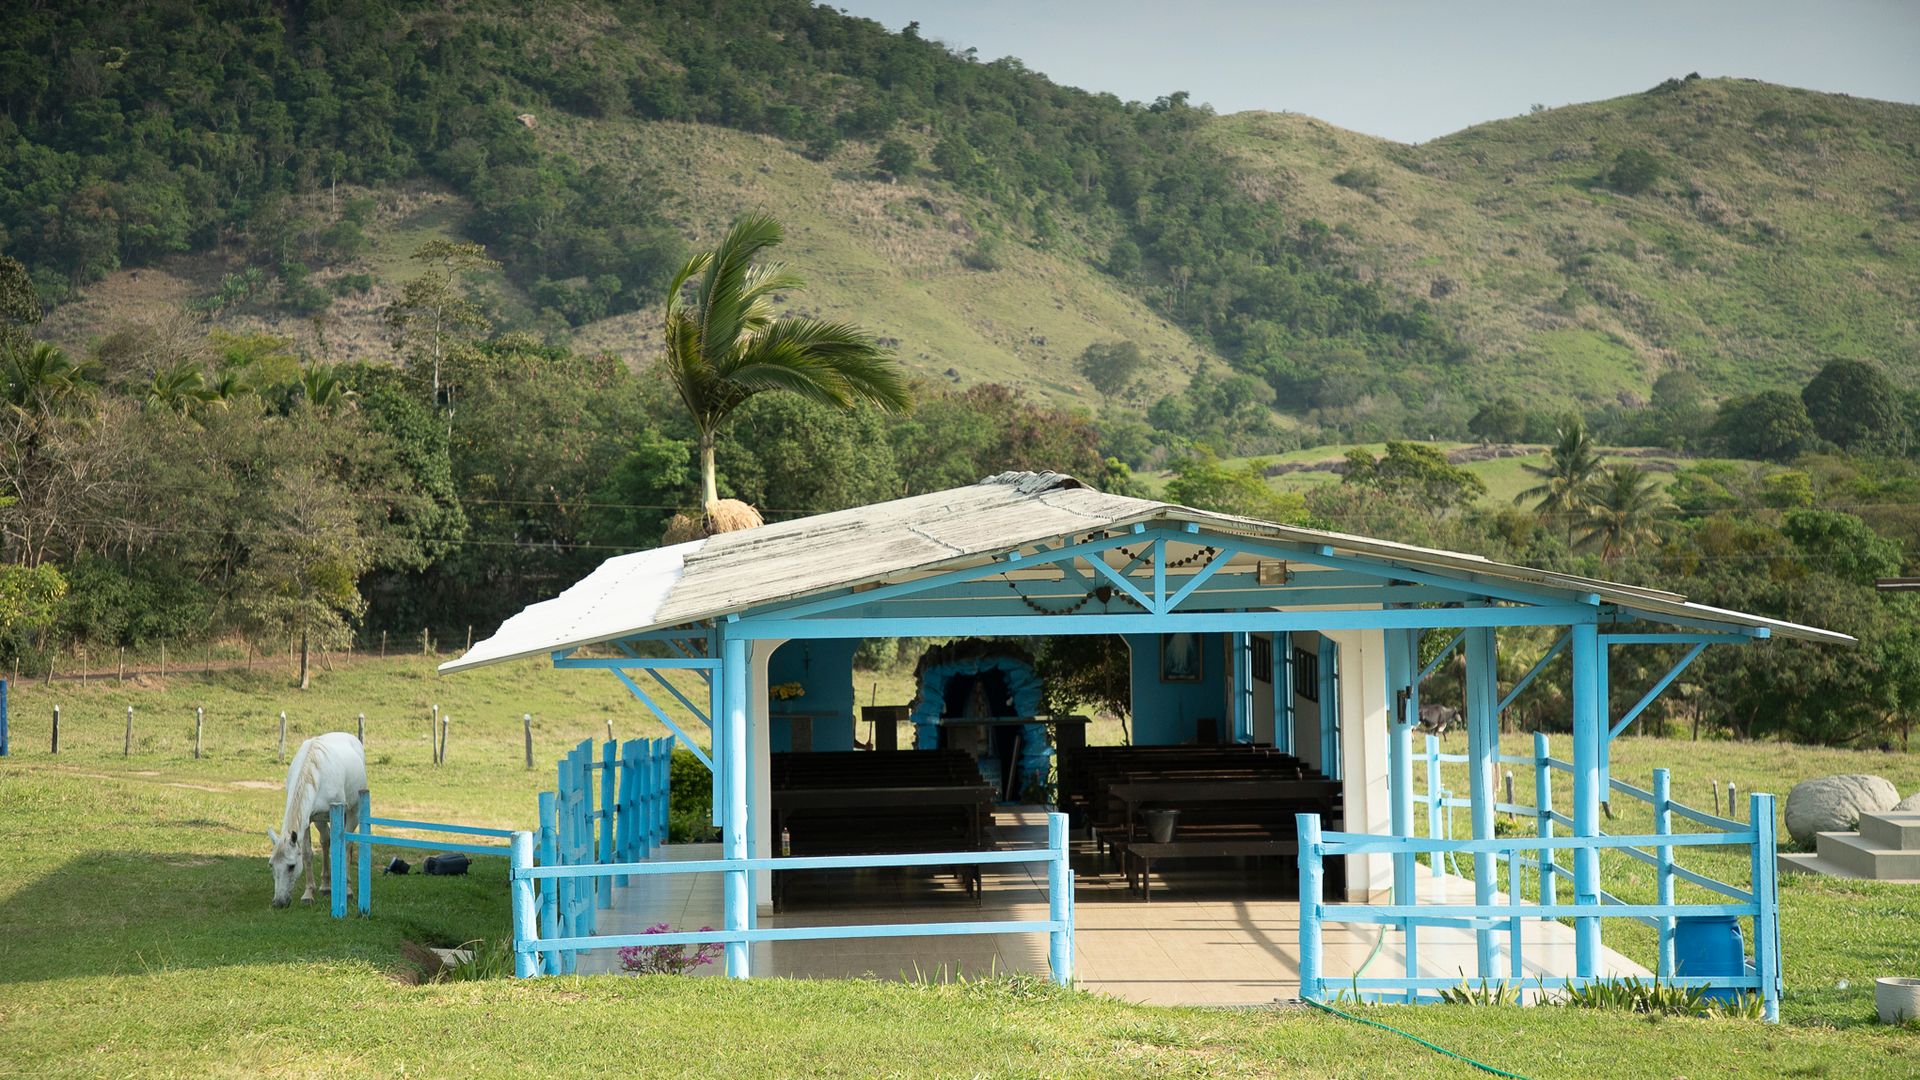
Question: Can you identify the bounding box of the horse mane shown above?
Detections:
[279,739,322,842]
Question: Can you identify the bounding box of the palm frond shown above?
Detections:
[696,214,785,364]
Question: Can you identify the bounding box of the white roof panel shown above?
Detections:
[441,472,1849,673]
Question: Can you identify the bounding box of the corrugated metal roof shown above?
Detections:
[442,472,1850,673]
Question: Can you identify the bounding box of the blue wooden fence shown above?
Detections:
[535,736,673,974]
[1299,733,1783,1019]
[507,811,1077,986]
[326,735,672,937]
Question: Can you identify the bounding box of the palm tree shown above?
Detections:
[2,341,96,415]
[145,360,210,415]
[1576,465,1664,560]
[1516,419,1603,526]
[663,214,911,508]
[292,364,348,412]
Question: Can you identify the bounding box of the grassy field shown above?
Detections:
[2,658,1918,1077]
[1138,442,1753,509]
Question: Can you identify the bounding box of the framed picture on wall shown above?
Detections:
[1160,633,1203,682]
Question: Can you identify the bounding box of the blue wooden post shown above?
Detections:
[1046,811,1073,984]
[1652,768,1674,976]
[1750,792,1781,1022]
[1462,625,1498,977]
[598,739,616,909]
[721,636,751,978]
[510,831,538,978]
[1425,734,1443,877]
[1569,622,1603,977]
[1507,841,1523,980]
[657,738,671,844]
[537,790,559,975]
[1297,812,1323,1002]
[1385,627,1419,1000]
[329,802,347,919]
[614,740,634,879]
[356,789,372,915]
[1534,732,1556,908]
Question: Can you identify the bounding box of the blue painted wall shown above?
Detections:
[1124,633,1228,745]
[768,639,859,752]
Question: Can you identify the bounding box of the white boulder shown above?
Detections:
[1894,792,1920,814]
[1784,775,1901,844]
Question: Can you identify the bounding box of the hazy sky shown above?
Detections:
[835,1,1920,143]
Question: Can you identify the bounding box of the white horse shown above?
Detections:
[267,732,368,908]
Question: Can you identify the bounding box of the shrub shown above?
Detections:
[1332,166,1382,193]
[1606,148,1661,194]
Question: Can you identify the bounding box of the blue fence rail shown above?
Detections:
[506,811,1078,986]
[534,736,673,973]
[1301,733,1782,1020]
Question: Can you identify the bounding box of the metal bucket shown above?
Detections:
[1141,809,1180,844]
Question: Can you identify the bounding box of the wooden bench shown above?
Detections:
[1125,837,1301,900]
[770,750,995,909]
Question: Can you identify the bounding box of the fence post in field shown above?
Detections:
[79,651,86,687]
[51,705,59,754]
[118,647,124,683]
[420,628,429,657]
[466,625,473,652]
[123,706,133,757]
[430,705,439,764]
[44,648,53,686]
[278,711,287,762]
[380,630,387,659]
[195,706,204,760]
[523,714,533,769]
[159,640,166,679]
[1727,782,1737,820]
[439,715,449,764]
[357,712,365,745]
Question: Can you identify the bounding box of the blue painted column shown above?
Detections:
[1384,627,1419,1001]
[721,635,751,978]
[1569,622,1603,977]
[1462,625,1499,977]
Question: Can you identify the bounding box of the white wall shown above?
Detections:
[751,639,780,913]
[1325,628,1392,902]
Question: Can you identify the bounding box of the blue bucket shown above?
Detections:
[1673,914,1745,1002]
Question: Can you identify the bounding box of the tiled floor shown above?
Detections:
[576,810,1650,1005]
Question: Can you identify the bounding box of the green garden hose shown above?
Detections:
[1302,998,1531,1079]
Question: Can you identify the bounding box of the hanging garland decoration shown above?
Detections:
[998,546,1223,614]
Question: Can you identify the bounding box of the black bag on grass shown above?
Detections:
[423,852,471,876]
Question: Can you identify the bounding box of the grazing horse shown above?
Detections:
[267,732,368,908]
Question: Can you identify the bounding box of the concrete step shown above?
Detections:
[1858,811,1920,851]
[1815,831,1920,880]
[1778,851,1864,879]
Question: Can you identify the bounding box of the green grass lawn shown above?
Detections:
[2,660,1917,1077]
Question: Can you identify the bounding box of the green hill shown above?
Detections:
[7,5,1918,429]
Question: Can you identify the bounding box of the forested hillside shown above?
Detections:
[6,3,1919,438]
[6,1,1920,749]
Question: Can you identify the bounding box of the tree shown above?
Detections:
[1516,419,1603,526]
[660,214,911,508]
[1164,448,1306,522]
[874,138,917,181]
[1802,359,1904,453]
[1606,148,1661,194]
[238,463,378,690]
[383,241,499,404]
[1575,465,1664,559]
[145,360,209,415]
[1076,340,1146,399]
[1468,396,1528,443]
[1713,390,1816,462]
[0,255,38,351]
[1342,441,1487,514]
